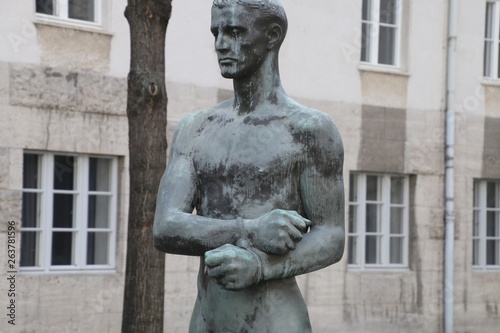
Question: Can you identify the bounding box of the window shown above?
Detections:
[473,180,500,270]
[348,173,409,269]
[361,0,402,66]
[35,0,100,24]
[484,1,500,78]
[21,152,118,273]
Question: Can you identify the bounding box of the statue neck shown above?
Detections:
[232,55,286,115]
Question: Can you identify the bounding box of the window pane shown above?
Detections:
[487,211,499,237]
[87,232,110,265]
[366,203,381,232]
[348,236,358,265]
[89,158,111,191]
[366,235,381,264]
[486,239,499,265]
[36,0,55,15]
[391,176,404,204]
[390,237,403,264]
[484,41,493,77]
[54,155,75,190]
[380,0,398,25]
[485,2,495,39]
[20,232,40,267]
[366,175,379,200]
[473,210,480,237]
[69,0,95,22]
[497,43,500,78]
[22,193,41,228]
[379,26,396,65]
[473,239,480,266]
[362,0,372,21]
[23,154,40,189]
[88,195,110,228]
[361,23,372,62]
[349,174,358,202]
[473,182,480,207]
[349,205,358,233]
[487,182,497,208]
[51,232,74,265]
[390,206,404,234]
[53,194,75,228]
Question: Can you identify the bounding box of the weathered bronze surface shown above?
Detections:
[154,1,345,331]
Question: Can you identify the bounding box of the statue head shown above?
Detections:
[211,0,288,79]
[212,0,288,45]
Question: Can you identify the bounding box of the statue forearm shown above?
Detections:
[254,225,345,281]
[153,212,245,256]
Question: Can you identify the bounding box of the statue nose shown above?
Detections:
[215,34,230,51]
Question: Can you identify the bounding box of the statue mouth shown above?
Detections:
[219,58,237,64]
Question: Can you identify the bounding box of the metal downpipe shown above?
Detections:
[444,0,458,332]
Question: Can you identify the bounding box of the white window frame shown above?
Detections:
[484,1,500,79]
[348,173,410,270]
[21,152,118,274]
[473,180,500,271]
[34,0,105,30]
[361,0,402,67]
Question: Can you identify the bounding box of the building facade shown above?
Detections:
[0,0,499,332]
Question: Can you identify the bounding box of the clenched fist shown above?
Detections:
[245,210,311,255]
[205,244,263,291]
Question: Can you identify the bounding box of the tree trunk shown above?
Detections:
[122,1,172,332]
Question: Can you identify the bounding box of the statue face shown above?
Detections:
[211,4,269,79]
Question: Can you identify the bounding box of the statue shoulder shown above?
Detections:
[172,101,232,148]
[177,100,233,132]
[289,104,342,145]
[287,104,344,172]
[170,109,211,152]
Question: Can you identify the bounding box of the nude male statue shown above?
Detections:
[153,0,345,331]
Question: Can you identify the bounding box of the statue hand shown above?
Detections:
[205,244,263,291]
[245,210,311,255]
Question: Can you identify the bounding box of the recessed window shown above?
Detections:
[348,173,409,269]
[484,1,500,78]
[35,0,99,24]
[361,0,402,66]
[473,180,500,270]
[21,152,118,273]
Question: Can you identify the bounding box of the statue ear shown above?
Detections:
[266,23,282,50]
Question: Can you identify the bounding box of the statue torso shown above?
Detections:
[185,102,317,333]
[191,105,307,220]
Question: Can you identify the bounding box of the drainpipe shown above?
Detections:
[444,0,457,332]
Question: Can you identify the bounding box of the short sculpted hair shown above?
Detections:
[213,0,288,44]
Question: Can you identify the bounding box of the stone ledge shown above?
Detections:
[9,63,127,115]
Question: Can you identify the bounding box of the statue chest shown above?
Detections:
[191,118,305,218]
[192,118,303,178]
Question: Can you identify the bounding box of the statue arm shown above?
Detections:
[153,115,244,256]
[255,114,345,281]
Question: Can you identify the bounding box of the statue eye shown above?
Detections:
[231,29,241,37]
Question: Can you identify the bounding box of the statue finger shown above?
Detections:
[206,264,226,278]
[287,214,311,233]
[284,210,311,224]
[284,224,303,242]
[205,251,230,267]
[223,281,243,291]
[284,237,297,251]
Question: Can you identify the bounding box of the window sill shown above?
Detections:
[20,267,117,275]
[347,265,410,273]
[481,77,500,87]
[34,14,113,36]
[358,63,410,77]
[472,267,500,273]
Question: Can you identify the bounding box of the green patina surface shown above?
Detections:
[153,1,345,331]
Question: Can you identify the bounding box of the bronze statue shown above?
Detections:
[154,0,345,331]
